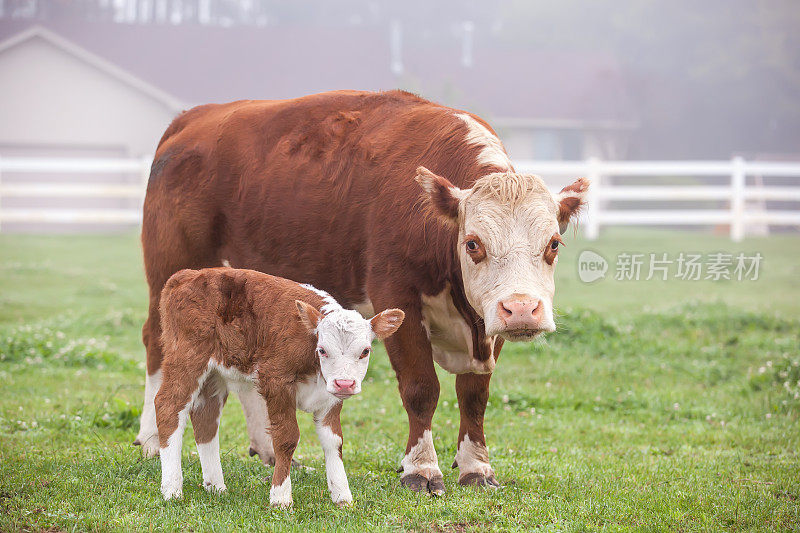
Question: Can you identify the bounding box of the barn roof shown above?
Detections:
[0,20,636,128]
[0,25,186,112]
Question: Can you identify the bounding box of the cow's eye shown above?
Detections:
[463,235,487,263]
[318,347,327,357]
[360,348,370,359]
[550,240,559,251]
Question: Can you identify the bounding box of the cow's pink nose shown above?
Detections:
[497,295,543,329]
[333,379,356,391]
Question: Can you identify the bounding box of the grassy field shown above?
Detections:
[0,230,798,532]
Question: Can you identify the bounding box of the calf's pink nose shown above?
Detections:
[333,379,356,391]
[497,295,543,329]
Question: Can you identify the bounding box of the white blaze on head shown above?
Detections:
[415,167,589,342]
[295,300,404,398]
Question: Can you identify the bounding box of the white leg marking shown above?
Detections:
[269,475,293,508]
[315,422,352,505]
[196,403,226,494]
[454,434,494,479]
[160,404,189,500]
[400,429,442,479]
[137,369,162,458]
[238,386,275,464]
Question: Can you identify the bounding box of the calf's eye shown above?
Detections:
[318,347,327,357]
[466,240,479,251]
[360,348,370,359]
[550,240,559,251]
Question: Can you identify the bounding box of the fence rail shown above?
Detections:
[1,156,799,240]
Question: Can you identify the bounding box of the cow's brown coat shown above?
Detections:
[141,89,585,491]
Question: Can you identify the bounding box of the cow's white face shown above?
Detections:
[416,167,588,341]
[295,302,404,398]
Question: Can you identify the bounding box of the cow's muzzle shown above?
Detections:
[493,294,554,341]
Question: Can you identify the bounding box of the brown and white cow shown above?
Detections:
[155,267,403,506]
[135,90,588,494]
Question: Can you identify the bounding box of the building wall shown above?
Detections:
[0,35,178,157]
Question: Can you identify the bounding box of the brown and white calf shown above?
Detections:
[155,267,404,506]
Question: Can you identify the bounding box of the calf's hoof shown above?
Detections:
[269,498,293,509]
[248,446,276,466]
[203,481,227,494]
[459,472,501,488]
[161,484,183,500]
[134,434,161,458]
[400,473,445,496]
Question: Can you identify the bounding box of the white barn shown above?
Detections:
[0,26,184,231]
[0,26,183,159]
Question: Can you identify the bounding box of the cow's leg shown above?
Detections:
[237,385,276,465]
[263,380,298,508]
[314,403,352,506]
[371,292,444,495]
[135,297,164,458]
[191,376,228,494]
[453,372,500,487]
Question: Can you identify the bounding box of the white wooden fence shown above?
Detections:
[1,156,799,240]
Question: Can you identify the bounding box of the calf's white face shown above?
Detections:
[295,301,404,398]
[416,167,588,341]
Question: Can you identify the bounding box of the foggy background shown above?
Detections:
[2,0,799,160]
[0,0,798,234]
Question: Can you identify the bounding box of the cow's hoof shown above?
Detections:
[459,472,501,488]
[400,473,446,496]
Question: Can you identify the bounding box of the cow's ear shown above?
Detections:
[554,177,590,233]
[295,300,323,333]
[415,167,466,224]
[370,308,405,340]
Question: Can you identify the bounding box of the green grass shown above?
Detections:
[1,229,799,532]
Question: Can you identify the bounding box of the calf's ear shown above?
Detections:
[415,167,466,225]
[370,309,405,340]
[554,177,590,234]
[295,300,323,333]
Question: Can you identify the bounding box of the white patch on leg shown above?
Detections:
[315,422,352,505]
[269,475,293,508]
[137,369,162,458]
[455,113,513,170]
[196,416,226,493]
[160,404,189,500]
[237,385,275,464]
[400,429,442,480]
[454,434,494,479]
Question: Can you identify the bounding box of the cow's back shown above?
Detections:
[142,90,501,306]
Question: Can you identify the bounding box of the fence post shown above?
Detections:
[730,156,745,242]
[585,157,601,240]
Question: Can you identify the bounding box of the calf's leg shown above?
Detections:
[237,385,276,465]
[314,403,352,505]
[156,386,192,500]
[263,382,299,508]
[191,375,228,493]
